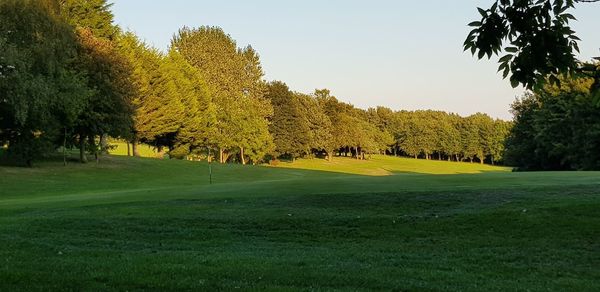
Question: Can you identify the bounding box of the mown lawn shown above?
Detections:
[274,154,511,175]
[0,155,599,290]
[108,141,160,158]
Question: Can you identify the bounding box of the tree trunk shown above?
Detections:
[89,135,99,164]
[79,135,87,163]
[126,141,131,156]
[63,127,67,166]
[240,147,246,165]
[100,134,108,155]
[132,137,140,157]
[219,148,224,163]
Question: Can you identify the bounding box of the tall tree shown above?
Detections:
[172,26,273,164]
[266,81,311,160]
[117,32,163,156]
[462,113,493,163]
[0,0,90,166]
[296,92,333,159]
[166,50,215,159]
[488,119,512,165]
[72,28,135,162]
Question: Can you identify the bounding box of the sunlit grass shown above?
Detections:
[274,154,512,175]
[108,141,160,158]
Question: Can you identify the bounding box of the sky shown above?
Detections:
[111,1,600,120]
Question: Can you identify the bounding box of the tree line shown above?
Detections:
[0,0,513,167]
[505,75,600,170]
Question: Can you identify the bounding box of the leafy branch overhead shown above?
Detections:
[464,0,599,93]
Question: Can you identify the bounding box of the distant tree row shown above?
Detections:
[266,83,511,164]
[0,0,512,166]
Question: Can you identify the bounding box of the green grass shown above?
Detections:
[275,154,511,175]
[108,141,160,158]
[1,155,599,290]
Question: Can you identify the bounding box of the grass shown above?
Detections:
[0,155,599,290]
[274,154,511,175]
[108,141,160,158]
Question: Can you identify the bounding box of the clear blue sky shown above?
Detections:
[111,1,600,120]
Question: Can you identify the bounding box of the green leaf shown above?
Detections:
[477,7,487,17]
[510,77,520,88]
[505,47,518,53]
[593,89,600,107]
[497,64,506,73]
[563,13,576,21]
[572,42,580,53]
[478,50,486,60]
[468,21,482,27]
[499,54,513,63]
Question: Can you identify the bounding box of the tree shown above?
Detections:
[465,0,599,98]
[49,0,134,161]
[367,106,401,156]
[296,92,333,159]
[505,75,600,170]
[72,28,135,163]
[172,26,273,164]
[265,82,312,160]
[396,111,438,159]
[504,93,541,169]
[396,111,419,158]
[0,0,90,166]
[462,113,494,163]
[173,26,234,162]
[166,50,215,159]
[117,32,162,156]
[314,89,345,159]
[488,119,512,165]
[59,0,118,40]
[444,114,465,161]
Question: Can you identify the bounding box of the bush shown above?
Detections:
[1,135,55,167]
[169,146,189,160]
